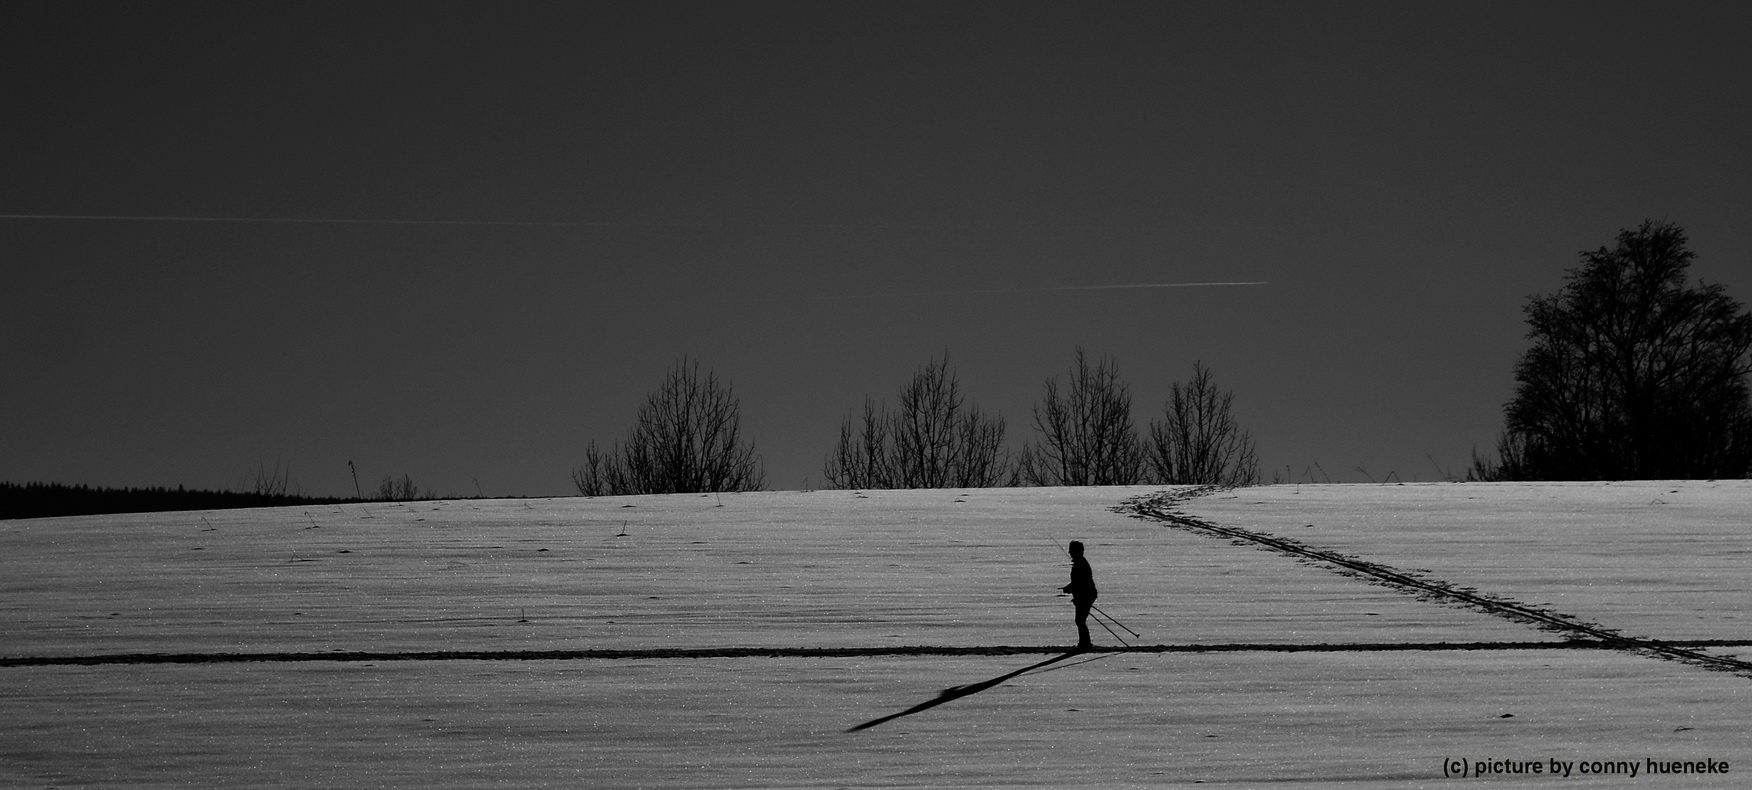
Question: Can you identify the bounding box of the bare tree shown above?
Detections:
[1019,347,1143,486]
[376,473,429,501]
[248,456,293,497]
[1485,221,1752,480]
[1146,361,1259,486]
[823,355,1014,488]
[822,397,888,490]
[573,358,765,495]
[1468,431,1529,482]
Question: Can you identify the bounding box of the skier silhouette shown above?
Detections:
[1061,540,1098,649]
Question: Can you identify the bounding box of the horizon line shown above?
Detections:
[2,213,1193,231]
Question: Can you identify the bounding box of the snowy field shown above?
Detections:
[2,482,1749,788]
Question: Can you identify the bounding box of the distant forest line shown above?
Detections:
[0,482,361,521]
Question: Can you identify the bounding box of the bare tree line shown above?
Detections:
[827,347,1259,490]
[579,221,1751,494]
[574,349,1259,495]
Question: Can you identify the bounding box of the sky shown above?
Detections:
[4,2,1750,497]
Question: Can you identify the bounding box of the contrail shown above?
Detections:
[904,282,1268,296]
[664,281,1268,306]
[0,213,1267,301]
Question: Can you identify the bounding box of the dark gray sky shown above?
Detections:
[4,2,1749,496]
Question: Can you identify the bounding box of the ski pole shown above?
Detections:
[1086,609,1142,648]
[1091,604,1140,638]
[1088,608,1130,648]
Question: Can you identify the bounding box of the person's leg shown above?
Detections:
[1074,599,1093,648]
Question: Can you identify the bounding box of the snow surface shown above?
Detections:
[2,483,1749,787]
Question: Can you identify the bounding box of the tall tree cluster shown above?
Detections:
[1482,221,1752,480]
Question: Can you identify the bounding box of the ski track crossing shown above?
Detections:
[1121,486,1752,679]
[8,486,1750,673]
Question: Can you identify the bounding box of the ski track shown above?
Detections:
[1119,486,1752,679]
[14,640,1752,667]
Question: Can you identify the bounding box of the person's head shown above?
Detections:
[1068,540,1084,557]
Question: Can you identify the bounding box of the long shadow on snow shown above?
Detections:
[846,648,1105,733]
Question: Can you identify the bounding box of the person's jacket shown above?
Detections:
[1062,556,1097,601]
